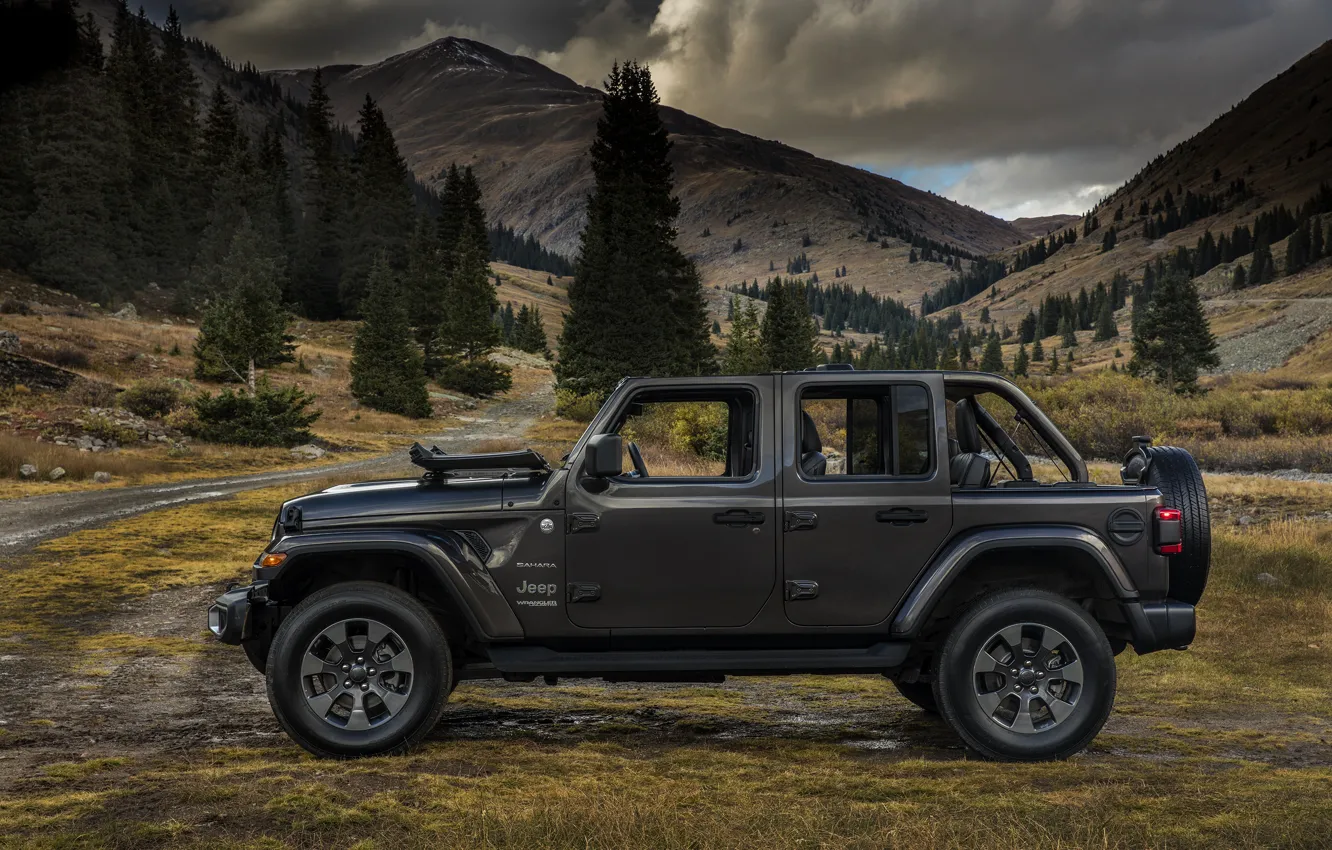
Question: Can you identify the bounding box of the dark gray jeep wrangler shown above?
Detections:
[211,368,1208,760]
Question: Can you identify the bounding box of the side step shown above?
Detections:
[487,642,910,677]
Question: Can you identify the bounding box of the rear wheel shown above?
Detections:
[265,582,452,758]
[934,588,1115,760]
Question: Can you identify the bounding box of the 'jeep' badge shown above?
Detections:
[539,518,555,534]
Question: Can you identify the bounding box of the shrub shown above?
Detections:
[437,359,512,398]
[0,298,30,315]
[186,380,321,447]
[555,388,604,422]
[81,415,140,446]
[118,379,182,419]
[47,346,90,370]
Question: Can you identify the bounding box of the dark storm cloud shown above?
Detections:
[169,0,1332,215]
[165,0,660,69]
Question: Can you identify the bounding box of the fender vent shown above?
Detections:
[457,530,492,563]
[1107,509,1146,546]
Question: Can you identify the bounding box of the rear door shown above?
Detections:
[563,378,777,629]
[780,372,952,626]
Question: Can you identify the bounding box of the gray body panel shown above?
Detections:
[239,370,1189,662]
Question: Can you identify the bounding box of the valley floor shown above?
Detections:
[0,395,1329,848]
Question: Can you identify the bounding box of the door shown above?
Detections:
[563,378,777,629]
[780,373,953,626]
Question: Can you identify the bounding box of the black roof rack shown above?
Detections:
[804,363,855,371]
[408,442,551,480]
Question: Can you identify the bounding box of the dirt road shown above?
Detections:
[0,392,548,553]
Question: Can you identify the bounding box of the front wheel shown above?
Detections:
[934,588,1115,761]
[265,581,452,758]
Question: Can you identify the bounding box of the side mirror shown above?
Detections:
[584,433,623,478]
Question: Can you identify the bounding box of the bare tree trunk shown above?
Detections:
[248,358,256,394]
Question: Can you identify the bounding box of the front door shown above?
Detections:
[780,373,953,626]
[564,378,777,629]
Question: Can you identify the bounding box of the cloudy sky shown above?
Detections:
[154,0,1331,219]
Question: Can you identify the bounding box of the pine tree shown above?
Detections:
[292,68,344,319]
[1031,336,1044,362]
[959,334,972,367]
[1057,314,1076,349]
[1093,299,1117,341]
[1048,349,1060,375]
[1249,238,1275,286]
[339,94,415,314]
[979,336,1004,373]
[512,304,550,355]
[1013,343,1029,377]
[1310,217,1325,262]
[193,215,294,385]
[556,61,715,396]
[350,257,431,417]
[1232,263,1247,290]
[723,299,766,374]
[434,222,513,396]
[1285,218,1312,276]
[1130,268,1219,393]
[760,277,817,371]
[939,343,960,371]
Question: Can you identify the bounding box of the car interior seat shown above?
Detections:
[950,399,990,488]
[800,410,828,476]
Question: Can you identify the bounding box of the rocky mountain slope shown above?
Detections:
[951,39,1332,375]
[269,38,1027,301]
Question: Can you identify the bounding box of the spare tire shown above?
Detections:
[1141,446,1211,605]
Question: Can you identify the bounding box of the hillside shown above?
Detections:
[268,38,1026,302]
[941,39,1332,377]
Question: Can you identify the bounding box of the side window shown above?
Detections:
[613,391,755,478]
[799,385,934,477]
[896,386,931,475]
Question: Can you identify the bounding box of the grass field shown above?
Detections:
[0,463,1328,848]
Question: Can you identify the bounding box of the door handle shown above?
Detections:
[713,509,765,527]
[784,511,818,532]
[876,508,929,526]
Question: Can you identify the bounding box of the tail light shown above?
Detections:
[1154,506,1182,555]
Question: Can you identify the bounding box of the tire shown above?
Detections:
[1143,446,1211,605]
[265,581,452,758]
[892,679,939,714]
[934,588,1116,761]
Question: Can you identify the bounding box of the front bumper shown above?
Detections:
[208,582,268,645]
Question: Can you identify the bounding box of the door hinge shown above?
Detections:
[784,510,818,532]
[567,582,601,603]
[785,580,819,601]
[567,513,599,534]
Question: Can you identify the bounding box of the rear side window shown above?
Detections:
[798,384,934,477]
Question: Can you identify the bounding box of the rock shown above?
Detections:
[290,444,326,460]
[18,463,37,480]
[48,466,66,481]
[112,303,138,321]
[1255,572,1281,586]
[310,363,335,379]
[1238,515,1253,526]
[93,471,112,484]
[0,330,19,355]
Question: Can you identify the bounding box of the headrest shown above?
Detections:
[955,398,982,454]
[801,410,822,455]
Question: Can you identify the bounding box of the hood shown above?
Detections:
[281,476,515,525]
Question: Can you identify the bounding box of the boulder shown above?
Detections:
[48,466,66,481]
[1255,572,1281,587]
[112,303,138,321]
[18,463,38,480]
[93,471,112,484]
[0,330,19,355]
[290,444,326,460]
